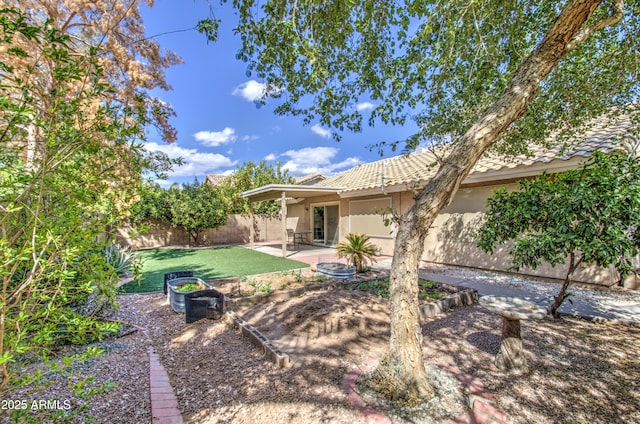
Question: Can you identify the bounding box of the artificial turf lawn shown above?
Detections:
[120,246,309,293]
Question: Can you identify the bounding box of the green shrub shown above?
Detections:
[104,243,139,277]
[336,233,380,273]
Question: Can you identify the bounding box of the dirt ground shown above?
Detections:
[3,281,639,424]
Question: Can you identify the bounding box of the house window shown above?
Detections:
[349,198,392,238]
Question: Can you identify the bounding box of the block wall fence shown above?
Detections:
[116,215,282,249]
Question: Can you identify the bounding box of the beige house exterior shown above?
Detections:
[242,115,638,286]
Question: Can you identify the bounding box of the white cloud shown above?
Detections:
[311,124,331,139]
[144,142,237,178]
[194,127,237,147]
[280,147,361,177]
[264,153,277,161]
[232,80,267,102]
[356,101,375,111]
[241,135,259,141]
[154,179,173,189]
[283,147,338,166]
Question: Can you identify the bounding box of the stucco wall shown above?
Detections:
[117,214,283,249]
[423,184,618,286]
[272,185,620,287]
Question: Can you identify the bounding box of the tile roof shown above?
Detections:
[204,174,228,186]
[316,112,637,193]
[315,150,439,192]
[295,173,326,185]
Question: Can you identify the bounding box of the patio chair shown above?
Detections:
[286,228,297,248]
[163,271,194,295]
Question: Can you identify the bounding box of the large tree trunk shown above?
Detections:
[377,0,622,403]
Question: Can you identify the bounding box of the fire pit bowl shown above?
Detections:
[316,262,356,279]
[167,277,211,313]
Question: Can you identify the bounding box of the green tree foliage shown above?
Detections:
[167,179,231,245]
[478,150,640,317]
[128,181,173,224]
[202,1,638,153]
[0,8,175,396]
[220,160,294,215]
[200,0,639,404]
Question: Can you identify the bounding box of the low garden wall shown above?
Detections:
[116,214,283,249]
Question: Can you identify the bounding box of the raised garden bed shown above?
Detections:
[353,278,455,300]
[219,270,475,315]
[167,277,211,313]
[208,268,387,299]
[216,269,478,368]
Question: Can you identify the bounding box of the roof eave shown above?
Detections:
[240,184,344,202]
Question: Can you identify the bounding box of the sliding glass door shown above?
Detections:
[312,204,339,246]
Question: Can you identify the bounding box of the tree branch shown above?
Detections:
[566,0,624,52]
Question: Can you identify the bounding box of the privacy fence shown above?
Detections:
[116,215,282,249]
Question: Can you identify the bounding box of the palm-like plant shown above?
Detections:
[336,233,379,273]
[105,243,139,277]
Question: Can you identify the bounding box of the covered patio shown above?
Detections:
[243,241,343,266]
[240,184,343,258]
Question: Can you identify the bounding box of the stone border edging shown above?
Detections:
[342,358,508,424]
[419,289,479,322]
[224,311,291,367]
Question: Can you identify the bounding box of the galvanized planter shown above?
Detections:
[167,277,211,313]
[316,262,356,279]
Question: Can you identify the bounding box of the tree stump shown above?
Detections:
[495,317,527,373]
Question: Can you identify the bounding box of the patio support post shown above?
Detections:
[249,200,254,250]
[281,191,287,257]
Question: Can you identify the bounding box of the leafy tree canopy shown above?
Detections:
[128,181,173,224]
[198,0,640,405]
[167,179,231,245]
[202,0,639,154]
[220,160,295,215]
[5,0,183,143]
[0,2,179,400]
[477,150,640,316]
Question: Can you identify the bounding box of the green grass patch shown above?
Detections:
[120,246,309,293]
[354,278,447,300]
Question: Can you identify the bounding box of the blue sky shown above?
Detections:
[140,1,419,186]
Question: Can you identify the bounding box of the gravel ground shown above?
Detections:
[2,276,639,424]
[417,262,640,323]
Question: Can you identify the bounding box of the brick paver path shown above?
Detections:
[149,348,183,424]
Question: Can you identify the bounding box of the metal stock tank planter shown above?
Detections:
[184,289,225,324]
[167,277,211,313]
[316,262,356,279]
[164,271,194,295]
